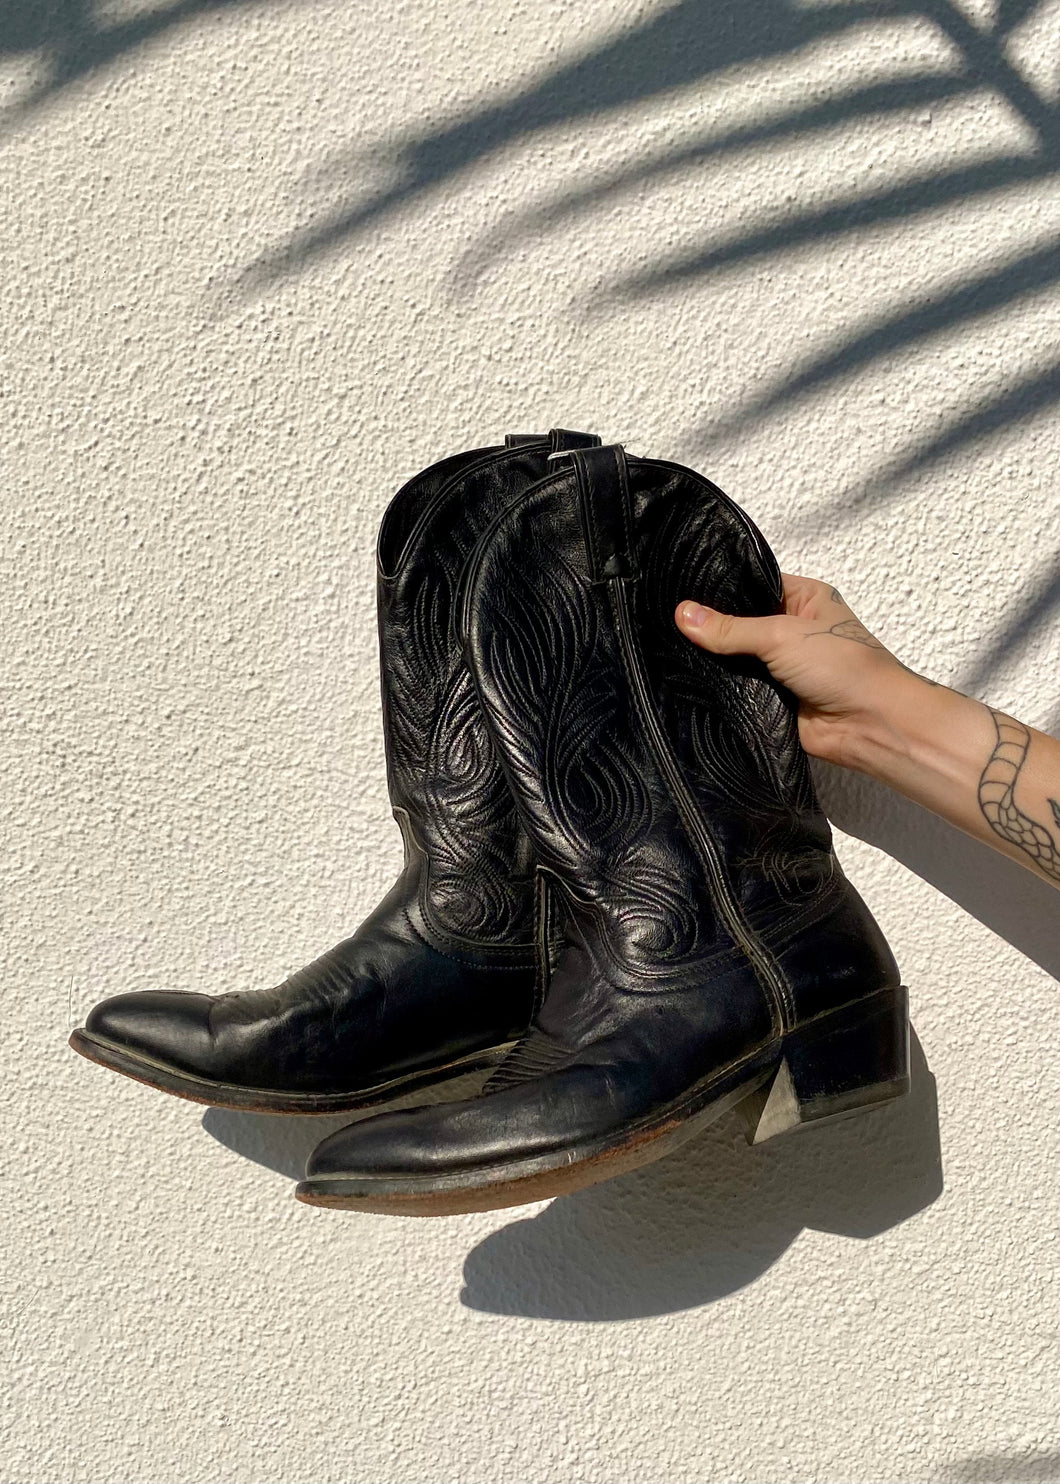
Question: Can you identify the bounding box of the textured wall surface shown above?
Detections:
[3,2,1060,1481]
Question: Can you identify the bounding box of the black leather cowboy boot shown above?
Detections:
[297,442,908,1210]
[68,429,601,1113]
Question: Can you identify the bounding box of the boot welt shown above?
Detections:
[67,1028,518,1115]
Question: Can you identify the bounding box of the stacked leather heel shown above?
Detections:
[72,432,909,1215]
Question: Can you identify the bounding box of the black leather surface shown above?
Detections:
[80,431,602,1098]
[307,444,901,1176]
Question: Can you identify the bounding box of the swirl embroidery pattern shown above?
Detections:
[471,528,716,969]
[381,502,534,944]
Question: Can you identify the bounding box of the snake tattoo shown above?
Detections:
[978,710,1060,884]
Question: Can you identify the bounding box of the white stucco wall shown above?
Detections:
[3,2,1059,1481]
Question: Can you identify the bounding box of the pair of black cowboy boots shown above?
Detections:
[71,429,909,1216]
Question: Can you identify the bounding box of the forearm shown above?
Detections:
[842,673,1060,888]
[675,576,1060,889]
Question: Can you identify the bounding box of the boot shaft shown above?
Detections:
[375,430,601,947]
[461,443,900,1029]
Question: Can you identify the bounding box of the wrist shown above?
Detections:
[840,670,984,792]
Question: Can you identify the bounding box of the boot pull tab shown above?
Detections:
[503,429,602,450]
[548,428,603,453]
[554,442,637,582]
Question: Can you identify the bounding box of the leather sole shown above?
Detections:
[67,1028,518,1115]
[294,985,909,1214]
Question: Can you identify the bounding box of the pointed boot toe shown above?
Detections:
[75,990,218,1082]
[71,987,320,1110]
[296,1055,629,1214]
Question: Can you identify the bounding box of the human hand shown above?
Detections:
[676,574,1060,890]
[674,574,936,770]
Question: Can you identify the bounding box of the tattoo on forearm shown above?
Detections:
[805,618,941,685]
[829,587,845,605]
[978,710,1060,883]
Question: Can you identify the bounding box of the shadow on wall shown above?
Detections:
[0,0,259,121]
[201,743,1060,1323]
[459,1033,940,1321]
[7,1,1056,695]
[204,1034,942,1322]
[812,759,1060,985]
[936,1454,1060,1484]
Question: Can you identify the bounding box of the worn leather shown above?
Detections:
[80,430,602,1097]
[307,443,901,1175]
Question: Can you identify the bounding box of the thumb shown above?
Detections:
[674,601,782,659]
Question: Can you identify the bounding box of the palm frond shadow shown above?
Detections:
[594,155,1055,306]
[448,71,977,298]
[784,355,1060,533]
[219,0,1057,300]
[997,0,1046,36]
[783,357,1060,710]
[7,0,1057,681]
[221,0,910,296]
[0,0,253,129]
[699,241,1060,447]
[221,0,1054,681]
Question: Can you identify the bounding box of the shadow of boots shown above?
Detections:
[460,1031,940,1321]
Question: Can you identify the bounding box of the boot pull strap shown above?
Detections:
[503,429,602,451]
[557,442,637,582]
